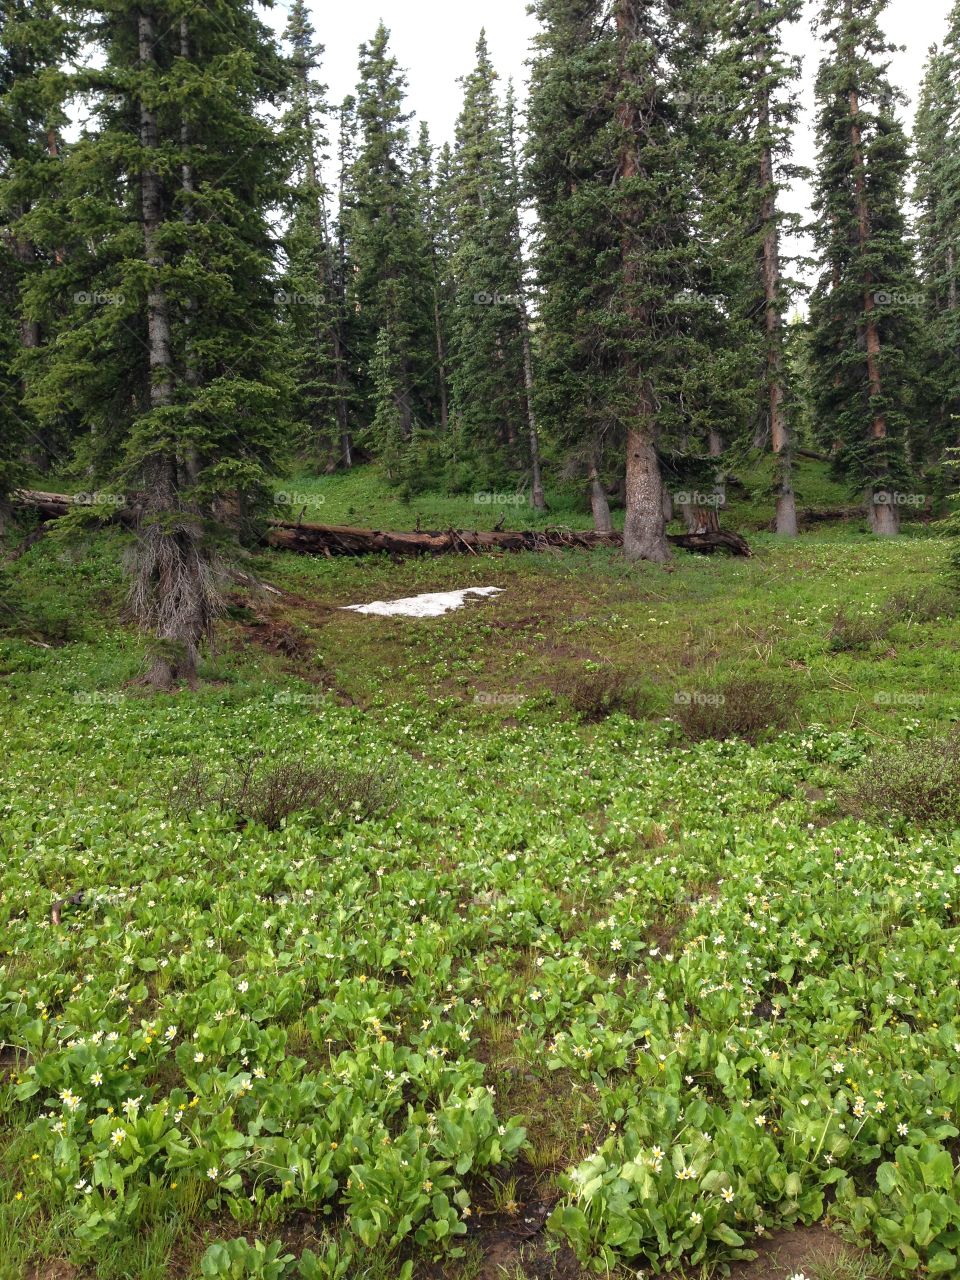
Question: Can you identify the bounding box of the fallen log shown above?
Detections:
[13,489,81,519]
[267,521,750,557]
[11,489,752,557]
[267,522,621,556]
[11,488,138,524]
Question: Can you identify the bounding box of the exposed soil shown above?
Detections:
[26,1263,80,1280]
[727,1222,868,1279]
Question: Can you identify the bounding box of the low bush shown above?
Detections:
[550,665,649,722]
[169,754,394,830]
[673,673,799,743]
[828,608,890,652]
[843,732,960,829]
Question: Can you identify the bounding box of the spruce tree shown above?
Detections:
[809,0,923,535]
[332,96,360,467]
[527,0,619,527]
[707,0,806,535]
[530,0,702,558]
[0,0,72,496]
[914,6,960,455]
[505,81,546,510]
[448,31,527,486]
[430,139,456,439]
[278,0,342,468]
[348,23,434,465]
[23,0,291,685]
[410,121,450,440]
[613,0,703,562]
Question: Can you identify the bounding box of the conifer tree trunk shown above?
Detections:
[138,13,174,411]
[334,174,352,469]
[588,457,612,533]
[688,428,723,533]
[519,300,546,510]
[334,108,353,469]
[616,0,670,564]
[847,68,898,534]
[624,407,670,561]
[11,233,40,353]
[134,10,213,688]
[433,291,449,432]
[334,325,352,468]
[755,12,798,536]
[179,18,200,437]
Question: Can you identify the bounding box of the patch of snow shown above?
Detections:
[342,586,504,618]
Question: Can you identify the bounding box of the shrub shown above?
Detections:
[884,585,960,624]
[828,608,890,652]
[843,733,960,829]
[169,754,394,830]
[828,590,958,654]
[551,665,649,722]
[673,673,798,743]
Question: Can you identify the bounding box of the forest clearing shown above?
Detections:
[4,489,960,1280]
[3,0,960,1275]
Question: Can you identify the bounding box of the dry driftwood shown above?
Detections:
[11,489,752,557]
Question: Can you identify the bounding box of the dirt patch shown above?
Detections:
[0,1042,30,1082]
[474,1236,586,1280]
[26,1262,80,1280]
[727,1222,866,1279]
[225,599,359,705]
[241,613,312,659]
[457,1183,585,1280]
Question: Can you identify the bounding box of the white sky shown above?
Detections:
[267,0,952,276]
[270,0,952,145]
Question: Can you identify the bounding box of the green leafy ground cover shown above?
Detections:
[2,516,960,1279]
[265,458,856,533]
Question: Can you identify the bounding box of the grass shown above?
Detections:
[98,454,915,535]
[1,481,959,1280]
[253,523,958,736]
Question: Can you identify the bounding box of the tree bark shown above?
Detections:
[179,17,201,455]
[688,428,723,533]
[848,71,897,533]
[433,289,449,433]
[616,0,670,564]
[624,406,670,562]
[134,10,215,688]
[11,232,40,354]
[588,459,612,532]
[519,298,546,510]
[755,19,797,537]
[868,491,899,535]
[334,110,353,469]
